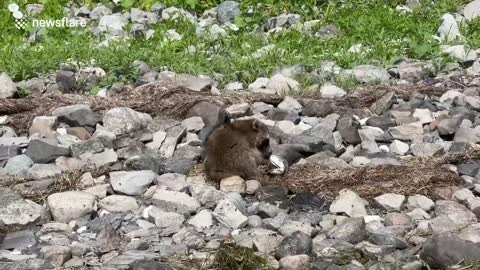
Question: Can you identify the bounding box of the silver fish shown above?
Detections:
[269,155,288,175]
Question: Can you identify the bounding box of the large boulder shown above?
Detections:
[420,234,480,269]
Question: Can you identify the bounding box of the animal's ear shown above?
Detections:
[251,119,261,131]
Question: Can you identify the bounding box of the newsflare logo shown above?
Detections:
[8,3,27,29]
[7,2,87,30]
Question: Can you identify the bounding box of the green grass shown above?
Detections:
[0,0,477,92]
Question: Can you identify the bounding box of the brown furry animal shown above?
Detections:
[204,119,272,182]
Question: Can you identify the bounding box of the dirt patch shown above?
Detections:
[265,149,480,199]
[0,81,283,135]
[2,76,467,135]
[191,148,479,199]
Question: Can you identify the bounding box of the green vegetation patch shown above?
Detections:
[0,0,478,89]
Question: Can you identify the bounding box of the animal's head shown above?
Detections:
[251,119,272,160]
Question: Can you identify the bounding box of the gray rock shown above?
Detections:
[279,254,310,270]
[398,61,426,82]
[278,96,303,113]
[25,139,70,164]
[407,195,435,211]
[385,212,413,227]
[327,217,366,244]
[147,206,185,228]
[320,84,346,98]
[110,170,156,195]
[429,215,460,234]
[161,7,194,23]
[79,148,118,167]
[248,215,263,228]
[370,91,395,115]
[257,201,282,218]
[217,1,241,24]
[55,156,87,172]
[0,145,21,162]
[52,105,102,127]
[368,233,408,249]
[275,231,312,259]
[3,155,34,176]
[55,70,76,93]
[99,195,139,212]
[248,77,270,92]
[454,127,480,143]
[374,193,405,211]
[315,24,338,39]
[188,209,213,230]
[337,116,361,144]
[265,74,300,95]
[151,189,200,214]
[438,117,461,135]
[233,228,283,253]
[458,224,480,244]
[98,14,128,35]
[172,227,205,249]
[92,128,116,148]
[329,189,368,217]
[71,138,104,158]
[104,250,158,267]
[47,191,96,222]
[224,81,244,91]
[29,116,58,139]
[26,3,44,16]
[279,220,314,237]
[246,180,262,195]
[155,173,188,191]
[366,116,396,131]
[131,8,158,24]
[388,122,423,141]
[358,126,385,142]
[28,164,61,179]
[159,125,187,158]
[103,107,152,136]
[435,200,477,229]
[464,0,480,21]
[437,13,463,42]
[220,176,246,193]
[174,74,212,92]
[266,14,301,30]
[410,143,444,157]
[1,230,37,251]
[389,140,409,155]
[0,188,44,227]
[213,199,248,229]
[40,245,71,268]
[305,125,335,146]
[263,212,288,230]
[189,184,225,208]
[226,103,253,118]
[181,116,205,133]
[353,65,390,83]
[420,234,480,269]
[90,5,112,20]
[0,73,17,98]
